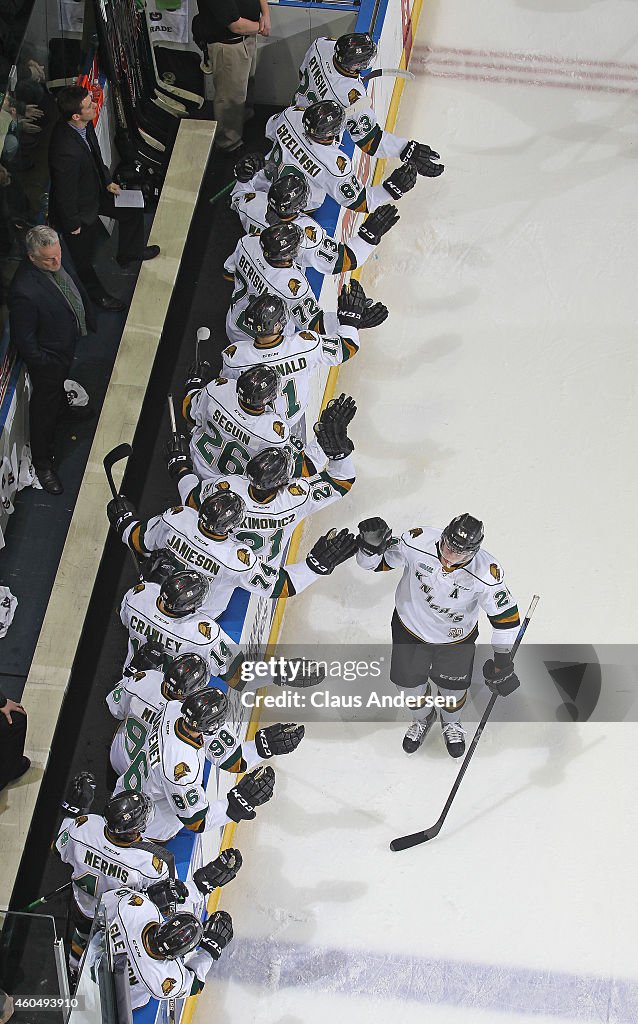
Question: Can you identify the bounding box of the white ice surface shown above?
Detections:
[195,2,638,1021]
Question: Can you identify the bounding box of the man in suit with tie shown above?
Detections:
[8,226,96,494]
[48,85,160,311]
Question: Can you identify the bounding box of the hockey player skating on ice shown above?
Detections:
[113,688,301,841]
[108,473,358,619]
[178,395,357,566]
[356,514,521,757]
[294,33,444,177]
[257,100,420,214]
[99,887,233,1009]
[119,570,240,675]
[54,777,241,975]
[220,288,385,424]
[231,169,400,275]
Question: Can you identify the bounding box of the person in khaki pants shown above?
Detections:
[196,0,270,152]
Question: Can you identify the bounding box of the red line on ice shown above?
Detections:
[418,54,638,86]
[419,67,638,96]
[415,43,638,73]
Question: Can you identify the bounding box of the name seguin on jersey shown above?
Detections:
[212,408,252,447]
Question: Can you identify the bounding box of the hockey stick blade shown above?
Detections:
[390,827,440,852]
[103,443,133,499]
[363,68,415,82]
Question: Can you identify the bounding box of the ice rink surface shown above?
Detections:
[195,2,638,1021]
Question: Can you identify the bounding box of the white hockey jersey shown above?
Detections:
[100,888,213,1009]
[294,37,409,160]
[54,812,169,918]
[119,582,238,675]
[220,321,359,424]
[260,106,391,213]
[357,526,520,648]
[229,185,375,274]
[224,233,337,346]
[124,504,319,620]
[178,455,356,567]
[107,668,166,777]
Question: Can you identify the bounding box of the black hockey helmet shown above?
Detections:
[259,222,303,266]
[104,790,153,840]
[162,653,209,701]
[160,570,209,617]
[334,33,378,74]
[199,490,245,537]
[181,687,229,734]
[268,174,311,219]
[302,100,344,143]
[237,365,280,412]
[246,446,293,491]
[244,292,289,339]
[148,912,203,959]
[440,514,484,566]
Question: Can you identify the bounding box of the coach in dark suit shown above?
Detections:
[8,226,96,494]
[48,85,159,311]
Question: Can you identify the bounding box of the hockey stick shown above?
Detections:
[390,595,540,852]
[208,180,236,205]
[362,68,415,82]
[18,881,72,913]
[103,443,144,581]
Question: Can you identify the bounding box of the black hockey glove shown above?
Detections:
[226,765,275,822]
[200,910,233,960]
[234,151,265,183]
[142,550,179,586]
[272,658,327,689]
[314,393,356,460]
[400,140,444,177]
[185,360,214,394]
[146,878,189,912]
[165,433,193,481]
[106,496,138,540]
[360,298,388,329]
[62,771,96,816]
[306,528,358,575]
[358,203,400,245]
[337,278,367,328]
[357,517,392,556]
[193,849,243,895]
[483,652,520,697]
[128,639,165,674]
[254,723,305,758]
[382,160,418,200]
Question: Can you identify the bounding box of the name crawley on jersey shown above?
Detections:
[356,514,522,758]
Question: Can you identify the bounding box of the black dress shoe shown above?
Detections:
[11,756,31,782]
[36,467,63,494]
[94,294,127,312]
[116,244,160,268]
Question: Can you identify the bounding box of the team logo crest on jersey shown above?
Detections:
[134,583,145,594]
[336,155,347,172]
[215,378,228,386]
[244,193,256,201]
[134,671,146,681]
[198,622,212,639]
[128,895,144,907]
[152,855,163,874]
[174,762,190,781]
[236,549,251,565]
[490,563,502,581]
[59,830,70,846]
[75,815,88,826]
[224,346,237,358]
[162,979,177,996]
[409,528,423,538]
[288,484,305,496]
[348,88,360,104]
[216,480,230,491]
[304,226,317,243]
[299,331,315,340]
[169,506,183,515]
[288,279,302,296]
[273,421,285,437]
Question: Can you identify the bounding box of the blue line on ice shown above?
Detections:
[216,938,637,1021]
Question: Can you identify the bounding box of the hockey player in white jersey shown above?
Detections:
[356,514,521,758]
[178,394,357,567]
[256,101,419,214]
[119,569,240,676]
[107,653,210,776]
[294,33,444,176]
[231,168,400,276]
[114,688,301,842]
[100,888,233,1009]
[54,779,241,974]
[109,475,358,621]
[221,288,385,424]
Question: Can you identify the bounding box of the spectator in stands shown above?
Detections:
[196,0,270,153]
[8,226,96,495]
[0,688,29,794]
[48,85,160,311]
